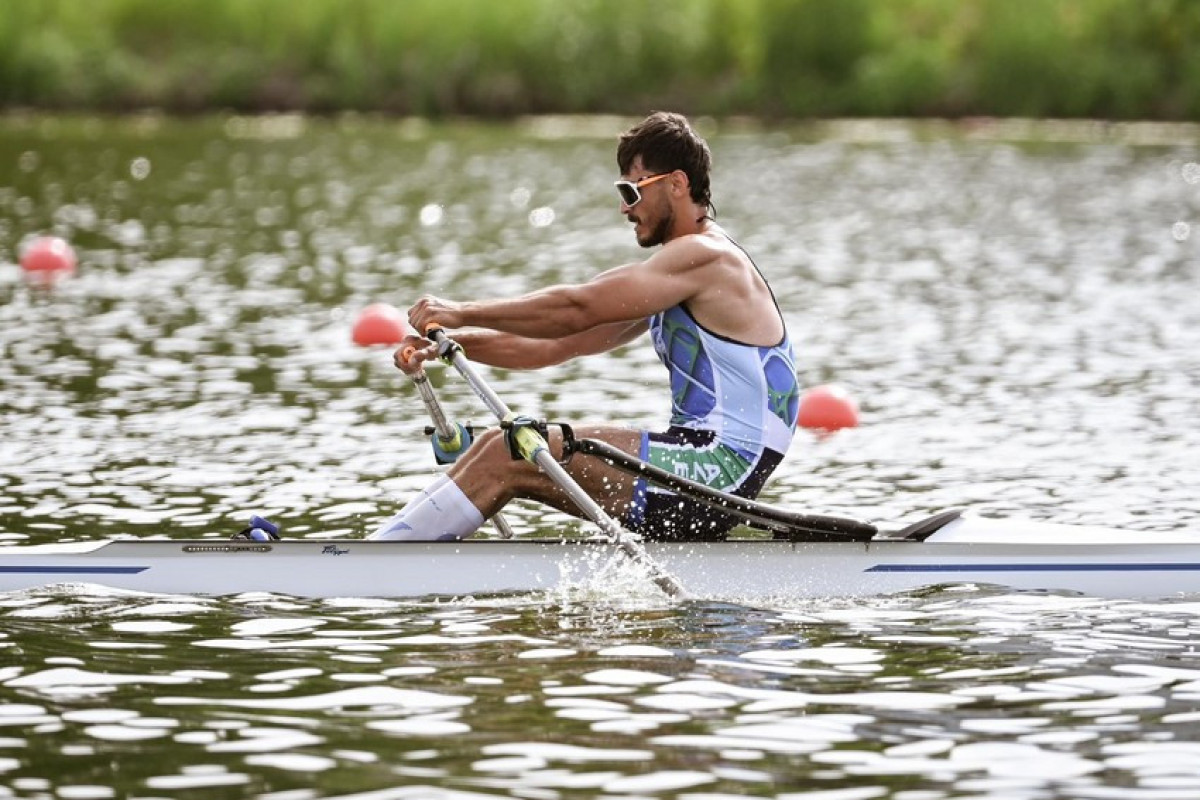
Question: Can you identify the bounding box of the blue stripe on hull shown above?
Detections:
[0,566,148,575]
[868,563,1200,573]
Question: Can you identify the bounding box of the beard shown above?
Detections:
[632,204,674,248]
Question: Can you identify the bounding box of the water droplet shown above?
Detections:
[130,157,152,181]
[419,204,444,227]
[529,206,555,228]
[1171,221,1190,241]
[510,186,531,208]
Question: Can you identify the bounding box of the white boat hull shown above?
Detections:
[2,515,1198,600]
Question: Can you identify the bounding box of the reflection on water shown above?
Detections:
[1,116,1199,797]
[2,588,1200,798]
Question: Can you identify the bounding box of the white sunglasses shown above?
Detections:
[614,173,671,206]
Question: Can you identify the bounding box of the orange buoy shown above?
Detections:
[352,302,409,346]
[20,236,77,278]
[798,384,859,432]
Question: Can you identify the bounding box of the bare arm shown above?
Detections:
[453,319,648,369]
[396,319,648,373]
[408,236,720,340]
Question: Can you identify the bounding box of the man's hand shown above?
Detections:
[393,333,438,375]
[408,295,466,334]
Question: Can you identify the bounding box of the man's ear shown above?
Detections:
[670,169,690,198]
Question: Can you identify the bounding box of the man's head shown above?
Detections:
[617,112,712,210]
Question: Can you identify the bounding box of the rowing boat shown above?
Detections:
[2,511,1197,599]
[9,329,1191,602]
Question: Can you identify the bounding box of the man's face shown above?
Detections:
[620,156,674,248]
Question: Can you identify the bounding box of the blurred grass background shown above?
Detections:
[2,0,1199,119]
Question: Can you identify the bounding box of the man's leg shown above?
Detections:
[368,474,485,541]
[368,425,642,541]
[452,424,642,519]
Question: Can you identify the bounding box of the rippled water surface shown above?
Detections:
[1,115,1199,797]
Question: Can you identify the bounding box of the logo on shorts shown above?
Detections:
[677,462,722,484]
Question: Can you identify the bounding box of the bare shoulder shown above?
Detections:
[652,228,745,274]
[665,228,784,345]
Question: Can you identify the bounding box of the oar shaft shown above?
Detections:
[443,348,515,420]
[529,448,684,593]
[428,327,686,598]
[411,371,454,439]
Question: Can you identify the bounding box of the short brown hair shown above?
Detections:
[617,112,712,209]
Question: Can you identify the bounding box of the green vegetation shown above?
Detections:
[2,0,1199,119]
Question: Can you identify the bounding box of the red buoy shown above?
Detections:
[20,236,77,279]
[352,302,409,346]
[798,384,859,432]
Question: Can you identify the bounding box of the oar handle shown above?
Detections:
[402,334,469,459]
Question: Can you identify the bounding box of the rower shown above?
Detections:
[369,112,800,545]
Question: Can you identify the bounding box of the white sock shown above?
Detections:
[368,475,485,541]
